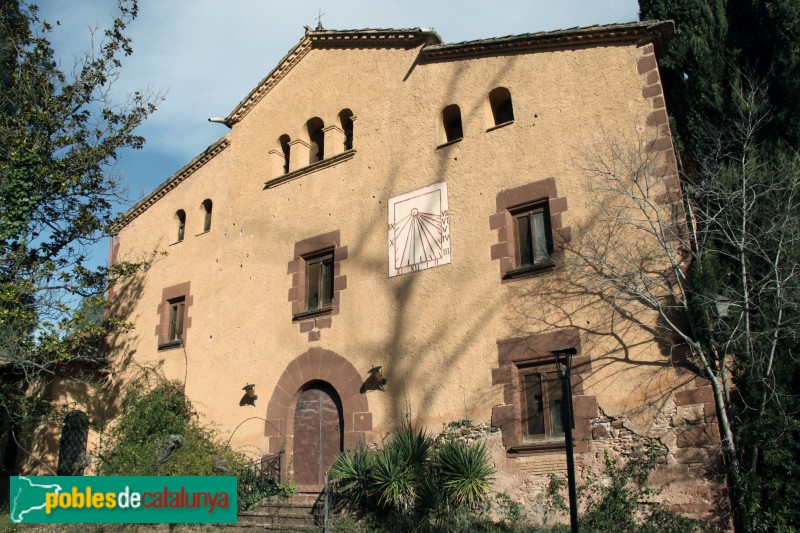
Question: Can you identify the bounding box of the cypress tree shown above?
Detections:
[639,1,800,531]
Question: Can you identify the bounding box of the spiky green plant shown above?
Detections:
[416,472,450,528]
[391,423,432,471]
[329,445,373,508]
[370,446,417,512]
[436,440,496,507]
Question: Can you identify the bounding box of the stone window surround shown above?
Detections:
[287,230,347,342]
[490,177,572,281]
[491,328,598,455]
[155,281,193,349]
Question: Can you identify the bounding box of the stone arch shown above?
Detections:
[264,348,371,479]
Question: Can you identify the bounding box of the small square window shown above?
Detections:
[505,202,554,279]
[304,251,334,312]
[168,298,185,343]
[514,205,550,267]
[519,364,564,441]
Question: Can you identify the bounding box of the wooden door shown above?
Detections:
[293,383,343,486]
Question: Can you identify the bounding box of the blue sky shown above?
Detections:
[36,0,640,265]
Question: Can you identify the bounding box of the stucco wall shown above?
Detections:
[82,33,723,521]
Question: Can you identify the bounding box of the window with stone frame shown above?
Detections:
[490,178,571,282]
[510,201,553,273]
[303,250,334,314]
[167,297,185,344]
[519,363,564,442]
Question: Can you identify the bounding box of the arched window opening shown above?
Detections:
[57,411,89,476]
[279,134,291,174]
[201,199,212,232]
[442,104,463,143]
[176,210,186,242]
[489,87,514,126]
[307,117,325,164]
[339,109,354,151]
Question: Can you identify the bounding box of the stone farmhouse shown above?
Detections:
[34,21,725,520]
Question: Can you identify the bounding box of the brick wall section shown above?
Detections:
[287,230,347,341]
[489,178,572,280]
[638,43,681,207]
[673,384,721,451]
[264,348,372,481]
[154,281,193,347]
[490,328,596,455]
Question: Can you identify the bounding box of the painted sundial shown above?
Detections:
[388,182,450,277]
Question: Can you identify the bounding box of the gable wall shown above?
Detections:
[99,38,718,517]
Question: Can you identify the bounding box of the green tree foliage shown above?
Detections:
[97,380,283,511]
[638,3,800,531]
[97,381,241,476]
[0,0,158,471]
[639,0,800,156]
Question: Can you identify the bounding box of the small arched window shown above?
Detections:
[176,210,186,242]
[339,109,354,151]
[201,199,212,232]
[279,134,291,174]
[57,411,89,476]
[442,104,463,144]
[489,87,514,126]
[307,117,325,164]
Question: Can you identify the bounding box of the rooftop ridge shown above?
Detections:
[226,28,440,125]
[422,20,674,60]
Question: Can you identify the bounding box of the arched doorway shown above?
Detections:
[293,381,343,486]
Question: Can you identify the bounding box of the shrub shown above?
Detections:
[435,440,496,507]
[329,445,373,509]
[329,423,496,527]
[97,379,282,510]
[575,450,707,533]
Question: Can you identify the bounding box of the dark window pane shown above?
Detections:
[517,214,533,266]
[523,373,545,436]
[495,98,514,124]
[321,256,334,306]
[203,202,212,232]
[169,302,184,341]
[532,210,548,263]
[306,260,321,309]
[547,371,564,436]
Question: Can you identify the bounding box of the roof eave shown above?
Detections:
[224,28,441,125]
[422,20,675,61]
[109,136,231,235]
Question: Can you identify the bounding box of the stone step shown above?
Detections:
[233,491,327,532]
[230,522,322,532]
[239,510,319,525]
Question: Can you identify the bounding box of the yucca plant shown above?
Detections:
[416,472,450,528]
[436,440,496,507]
[329,445,373,508]
[391,423,432,472]
[371,446,418,513]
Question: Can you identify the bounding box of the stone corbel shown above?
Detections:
[322,125,345,157]
[288,139,311,172]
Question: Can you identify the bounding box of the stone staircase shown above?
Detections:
[231,491,325,532]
